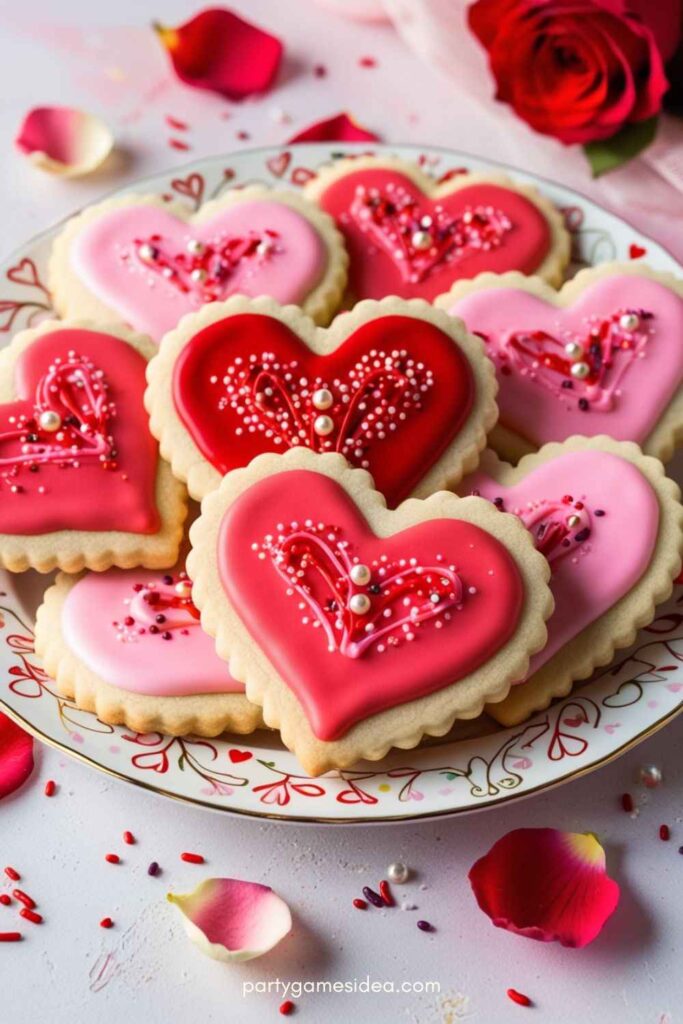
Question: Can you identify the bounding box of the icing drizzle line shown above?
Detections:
[350,182,512,284]
[0,350,117,495]
[127,230,281,303]
[214,348,434,468]
[490,307,654,411]
[474,491,600,567]
[112,571,200,644]
[255,521,465,659]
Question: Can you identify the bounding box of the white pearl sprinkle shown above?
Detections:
[620,312,640,331]
[349,593,371,615]
[564,341,583,361]
[570,361,590,380]
[350,563,371,586]
[312,388,333,411]
[38,410,62,432]
[313,414,334,437]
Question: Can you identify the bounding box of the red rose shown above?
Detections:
[469,0,677,145]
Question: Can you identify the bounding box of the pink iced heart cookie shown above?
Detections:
[49,187,348,340]
[0,321,185,573]
[188,449,553,774]
[441,264,683,464]
[457,437,683,726]
[305,157,570,301]
[34,567,263,737]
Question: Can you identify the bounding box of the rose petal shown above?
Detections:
[469,827,620,948]
[15,106,113,178]
[167,877,292,962]
[153,8,283,100]
[0,712,34,800]
[288,112,380,143]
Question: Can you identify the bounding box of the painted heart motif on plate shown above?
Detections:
[173,312,475,506]
[218,470,524,740]
[449,274,683,447]
[461,448,660,680]
[314,168,552,301]
[70,199,328,340]
[0,328,160,535]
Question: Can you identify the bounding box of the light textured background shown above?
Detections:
[1,2,682,1022]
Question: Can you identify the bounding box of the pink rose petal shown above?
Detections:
[469,827,620,948]
[288,112,380,143]
[0,712,34,800]
[15,106,113,178]
[167,877,291,962]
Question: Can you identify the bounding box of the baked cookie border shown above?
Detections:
[48,185,349,330]
[437,261,683,464]
[145,295,499,502]
[0,318,187,573]
[35,572,264,737]
[463,435,683,726]
[187,448,553,775]
[304,154,571,288]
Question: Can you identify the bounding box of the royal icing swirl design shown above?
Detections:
[316,169,552,301]
[63,568,243,696]
[257,520,463,658]
[350,182,512,284]
[461,449,659,679]
[488,307,654,413]
[219,470,524,739]
[173,314,474,506]
[0,329,159,535]
[71,201,327,339]
[132,229,280,304]
[448,275,683,447]
[216,347,433,468]
[0,349,116,497]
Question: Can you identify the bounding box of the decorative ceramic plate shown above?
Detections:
[1,143,681,823]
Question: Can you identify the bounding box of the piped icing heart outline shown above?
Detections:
[187,448,553,775]
[35,568,263,737]
[48,186,349,339]
[0,319,186,573]
[456,436,683,726]
[438,263,683,464]
[145,295,498,505]
[304,156,570,301]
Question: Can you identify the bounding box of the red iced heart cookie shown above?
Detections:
[305,158,569,301]
[0,322,185,572]
[188,450,553,774]
[148,298,496,505]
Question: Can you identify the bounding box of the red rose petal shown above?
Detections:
[0,713,34,800]
[288,112,380,144]
[153,8,283,101]
[469,828,620,948]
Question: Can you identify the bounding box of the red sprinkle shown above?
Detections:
[99,917,114,929]
[0,932,22,942]
[313,64,327,78]
[379,879,394,907]
[236,130,250,141]
[19,908,42,925]
[507,989,532,1007]
[279,1001,295,1016]
[359,56,377,68]
[352,898,367,910]
[44,780,56,797]
[169,138,191,152]
[180,852,204,864]
[165,115,189,131]
[105,854,120,864]
[621,792,634,813]
[660,824,671,841]
[0,895,11,906]
[12,890,36,910]
[123,831,135,845]
[4,867,20,882]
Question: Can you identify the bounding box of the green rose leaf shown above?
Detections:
[584,117,658,177]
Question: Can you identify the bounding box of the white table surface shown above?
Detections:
[1,3,682,1022]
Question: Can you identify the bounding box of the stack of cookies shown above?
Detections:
[2,156,679,776]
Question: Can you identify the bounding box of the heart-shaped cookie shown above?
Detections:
[305,156,570,302]
[146,296,497,505]
[49,186,348,340]
[457,437,683,725]
[441,264,683,463]
[0,321,185,572]
[35,567,263,737]
[188,449,552,774]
